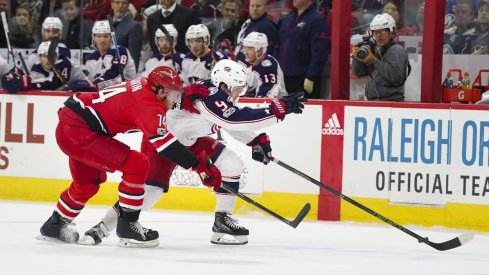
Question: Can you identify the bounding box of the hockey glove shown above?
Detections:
[179,83,209,114]
[66,79,98,92]
[193,151,222,191]
[1,72,31,94]
[247,133,272,165]
[270,92,308,121]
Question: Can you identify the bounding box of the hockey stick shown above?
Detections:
[220,183,310,228]
[271,158,474,251]
[106,15,125,81]
[47,37,66,84]
[1,11,18,68]
[18,52,30,75]
[157,24,176,70]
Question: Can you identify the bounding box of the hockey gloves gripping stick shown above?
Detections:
[193,151,222,191]
[270,92,307,121]
[1,71,31,94]
[178,83,210,114]
[247,133,272,165]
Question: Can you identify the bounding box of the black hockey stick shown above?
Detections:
[220,183,310,228]
[157,24,176,70]
[18,52,30,75]
[47,37,66,84]
[1,11,18,68]
[106,15,125,81]
[271,158,474,251]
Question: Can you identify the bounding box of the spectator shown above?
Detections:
[58,0,93,49]
[352,13,410,101]
[9,0,48,26]
[141,24,185,77]
[180,24,227,85]
[276,0,329,99]
[235,0,278,55]
[212,0,242,49]
[26,17,71,69]
[443,0,475,54]
[190,0,220,21]
[146,0,201,54]
[111,0,144,71]
[382,1,417,37]
[9,4,40,48]
[237,32,287,98]
[466,0,489,54]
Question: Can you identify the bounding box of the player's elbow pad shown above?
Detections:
[158,141,199,169]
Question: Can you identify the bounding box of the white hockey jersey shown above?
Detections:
[140,52,184,77]
[84,45,136,90]
[180,50,227,86]
[166,80,280,147]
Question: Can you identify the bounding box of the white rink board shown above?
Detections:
[342,106,489,206]
[0,93,321,195]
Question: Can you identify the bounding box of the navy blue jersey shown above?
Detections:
[30,55,72,90]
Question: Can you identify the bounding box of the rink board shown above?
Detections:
[1,91,489,231]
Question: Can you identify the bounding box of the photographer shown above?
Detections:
[352,13,410,101]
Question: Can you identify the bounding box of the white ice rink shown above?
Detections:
[1,200,488,275]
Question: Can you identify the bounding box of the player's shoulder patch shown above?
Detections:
[261,59,272,67]
[209,87,218,95]
[157,127,168,136]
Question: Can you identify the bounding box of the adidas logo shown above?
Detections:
[322,113,344,135]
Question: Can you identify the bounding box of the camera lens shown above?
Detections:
[356,46,369,59]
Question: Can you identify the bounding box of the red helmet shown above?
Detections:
[147,66,183,92]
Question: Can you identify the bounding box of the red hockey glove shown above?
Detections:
[192,151,222,191]
[180,84,210,114]
[247,133,272,165]
[270,92,307,121]
[1,72,31,94]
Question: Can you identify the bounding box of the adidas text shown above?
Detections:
[322,128,344,135]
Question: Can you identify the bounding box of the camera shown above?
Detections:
[355,37,376,59]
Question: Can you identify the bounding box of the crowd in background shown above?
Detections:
[0,0,487,99]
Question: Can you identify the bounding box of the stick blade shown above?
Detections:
[48,37,59,66]
[428,232,474,251]
[289,203,311,228]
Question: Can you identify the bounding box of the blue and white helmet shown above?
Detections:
[37,41,58,57]
[211,59,247,95]
[185,24,210,48]
[242,32,268,52]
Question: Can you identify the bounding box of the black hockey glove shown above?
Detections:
[270,92,307,121]
[247,133,272,165]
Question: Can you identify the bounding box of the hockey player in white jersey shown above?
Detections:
[26,17,71,69]
[84,20,137,90]
[180,24,227,85]
[141,24,185,77]
[79,59,307,246]
[237,32,288,98]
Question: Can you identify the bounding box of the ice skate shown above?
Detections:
[116,219,159,248]
[37,211,79,243]
[78,221,109,245]
[211,212,249,245]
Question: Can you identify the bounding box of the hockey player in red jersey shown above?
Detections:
[79,59,307,246]
[38,66,222,248]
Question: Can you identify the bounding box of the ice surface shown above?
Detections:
[0,201,487,275]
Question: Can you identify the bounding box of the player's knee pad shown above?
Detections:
[214,148,244,183]
[142,185,164,210]
[120,150,149,185]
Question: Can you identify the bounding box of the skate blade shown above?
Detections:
[211,232,248,245]
[36,235,67,244]
[78,235,97,246]
[117,238,159,248]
